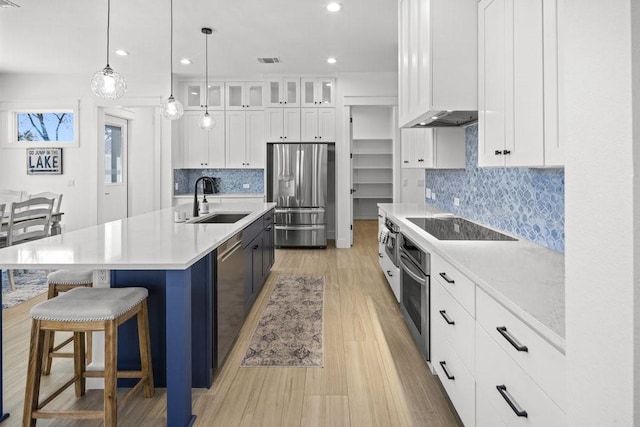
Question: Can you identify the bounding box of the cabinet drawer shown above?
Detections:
[263,209,274,229]
[431,253,475,316]
[242,217,264,248]
[431,279,475,375]
[432,340,476,427]
[380,255,400,302]
[476,288,565,410]
[476,325,566,426]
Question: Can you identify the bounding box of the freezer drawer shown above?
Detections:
[275,224,327,248]
[274,207,326,225]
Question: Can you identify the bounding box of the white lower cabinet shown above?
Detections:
[476,287,566,409]
[476,325,566,426]
[380,253,399,302]
[432,340,476,427]
[428,253,566,426]
[430,253,477,426]
[431,278,475,376]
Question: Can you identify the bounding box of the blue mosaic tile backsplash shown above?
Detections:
[174,169,264,194]
[425,125,565,252]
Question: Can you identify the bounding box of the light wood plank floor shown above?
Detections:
[2,220,461,426]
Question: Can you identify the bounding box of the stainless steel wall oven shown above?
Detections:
[399,232,431,361]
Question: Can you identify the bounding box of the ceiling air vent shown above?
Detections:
[257,58,281,64]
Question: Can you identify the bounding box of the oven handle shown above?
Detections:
[399,253,427,286]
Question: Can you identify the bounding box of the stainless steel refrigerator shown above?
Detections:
[267,143,329,248]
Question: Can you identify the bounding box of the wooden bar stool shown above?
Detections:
[23,287,154,427]
[42,269,94,375]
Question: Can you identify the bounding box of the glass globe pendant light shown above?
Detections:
[160,0,183,120]
[91,0,127,100]
[199,27,215,131]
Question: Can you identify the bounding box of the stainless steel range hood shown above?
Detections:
[410,110,478,128]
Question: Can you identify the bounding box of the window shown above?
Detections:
[1,100,80,147]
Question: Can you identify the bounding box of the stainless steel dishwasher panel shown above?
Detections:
[214,232,245,374]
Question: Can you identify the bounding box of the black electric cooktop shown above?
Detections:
[407,217,517,241]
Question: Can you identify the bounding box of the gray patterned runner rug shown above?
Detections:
[241,275,324,367]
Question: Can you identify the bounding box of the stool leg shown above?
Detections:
[104,320,118,427]
[23,320,45,427]
[86,331,93,364]
[137,300,154,398]
[73,331,86,397]
[41,284,57,375]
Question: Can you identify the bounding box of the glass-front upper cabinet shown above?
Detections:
[225,82,264,110]
[180,81,224,110]
[301,77,335,107]
[266,78,300,108]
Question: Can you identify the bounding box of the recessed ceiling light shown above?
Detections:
[430,116,439,120]
[327,2,341,12]
[115,49,129,56]
[327,57,337,64]
[180,58,192,65]
[419,122,427,126]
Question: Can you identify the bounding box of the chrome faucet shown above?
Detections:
[193,176,215,217]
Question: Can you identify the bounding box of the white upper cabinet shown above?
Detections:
[182,111,225,168]
[266,78,300,108]
[301,108,335,142]
[225,82,264,110]
[401,128,466,169]
[478,0,562,167]
[225,110,265,168]
[301,78,336,107]
[265,108,301,142]
[180,81,224,111]
[398,0,477,127]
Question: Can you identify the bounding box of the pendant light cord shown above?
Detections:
[106,0,111,67]
[204,31,209,113]
[169,0,174,96]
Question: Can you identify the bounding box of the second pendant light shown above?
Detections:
[199,27,215,131]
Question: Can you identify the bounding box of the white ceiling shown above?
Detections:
[0,0,398,79]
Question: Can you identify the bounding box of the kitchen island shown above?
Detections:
[0,201,276,427]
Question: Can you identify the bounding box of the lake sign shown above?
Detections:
[27,148,63,174]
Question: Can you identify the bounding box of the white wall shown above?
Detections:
[400,168,425,203]
[0,72,170,231]
[334,72,398,248]
[564,1,640,424]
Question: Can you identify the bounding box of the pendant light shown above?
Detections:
[199,27,215,131]
[91,0,127,100]
[160,0,184,120]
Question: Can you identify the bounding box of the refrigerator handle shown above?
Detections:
[296,145,302,203]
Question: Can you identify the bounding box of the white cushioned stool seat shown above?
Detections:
[47,269,94,285]
[31,287,149,322]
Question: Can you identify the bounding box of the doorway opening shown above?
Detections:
[349,105,397,245]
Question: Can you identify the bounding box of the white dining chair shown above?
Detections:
[0,189,25,204]
[29,192,63,214]
[5,197,54,291]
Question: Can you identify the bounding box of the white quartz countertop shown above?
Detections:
[0,202,276,270]
[379,203,565,351]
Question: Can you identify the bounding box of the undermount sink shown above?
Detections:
[191,213,249,224]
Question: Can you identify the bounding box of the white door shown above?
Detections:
[103,115,128,222]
